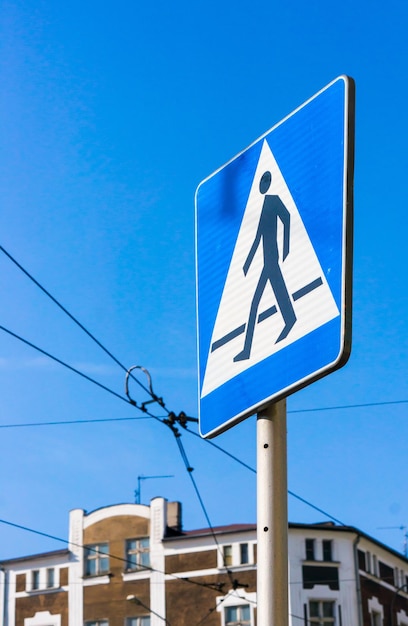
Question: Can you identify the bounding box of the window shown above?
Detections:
[85,621,108,626]
[323,540,333,562]
[84,543,109,576]
[306,539,315,560]
[219,543,253,568]
[225,605,251,626]
[366,551,372,573]
[126,618,150,626]
[372,555,379,577]
[303,565,339,590]
[357,549,366,571]
[46,568,55,588]
[223,545,233,567]
[379,561,394,584]
[240,543,249,565]
[125,538,150,571]
[309,601,335,625]
[32,570,40,590]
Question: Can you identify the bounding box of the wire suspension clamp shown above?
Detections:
[125,365,165,412]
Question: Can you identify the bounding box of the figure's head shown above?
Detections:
[259,171,272,194]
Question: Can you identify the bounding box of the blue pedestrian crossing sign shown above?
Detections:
[195,75,355,438]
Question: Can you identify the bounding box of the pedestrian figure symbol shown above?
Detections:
[196,75,353,436]
[234,170,297,361]
[200,139,340,399]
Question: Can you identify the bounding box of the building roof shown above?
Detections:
[165,520,408,564]
[164,523,256,540]
[2,519,407,567]
[0,548,70,566]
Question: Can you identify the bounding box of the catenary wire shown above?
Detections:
[0,402,347,526]
[165,424,249,593]
[127,595,170,626]
[193,594,230,626]
[0,324,130,405]
[0,416,152,429]
[0,250,384,533]
[0,517,224,593]
[0,244,160,406]
[183,428,347,525]
[0,314,235,557]
[169,433,226,561]
[1,245,402,618]
[0,398,405,432]
[0,247,404,511]
[0,514,364,621]
[288,399,408,413]
[3,245,407,417]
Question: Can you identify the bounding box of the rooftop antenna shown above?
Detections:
[378,526,408,557]
[135,474,174,504]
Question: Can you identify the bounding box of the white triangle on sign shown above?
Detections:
[201,139,340,398]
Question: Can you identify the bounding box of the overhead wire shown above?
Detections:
[0,398,406,432]
[0,245,390,553]
[0,256,233,564]
[0,517,224,593]
[288,399,408,413]
[0,400,347,527]
[182,426,347,526]
[2,234,405,626]
[0,244,165,410]
[127,595,170,626]
[0,416,152,429]
[0,324,130,405]
[2,244,407,417]
[160,418,248,593]
[192,593,231,626]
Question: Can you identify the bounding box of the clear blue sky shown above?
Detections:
[0,0,407,560]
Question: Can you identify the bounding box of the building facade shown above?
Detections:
[2,498,408,626]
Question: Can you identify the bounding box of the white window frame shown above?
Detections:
[308,599,336,625]
[25,611,61,626]
[397,608,408,626]
[372,555,379,577]
[125,617,151,626]
[26,568,60,592]
[218,543,255,568]
[366,551,372,574]
[32,570,40,591]
[224,604,251,626]
[239,543,249,565]
[46,568,56,589]
[368,597,383,626]
[223,545,233,567]
[84,543,110,577]
[216,589,256,626]
[125,537,150,572]
[85,621,109,626]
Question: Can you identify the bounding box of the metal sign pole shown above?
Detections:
[257,399,288,626]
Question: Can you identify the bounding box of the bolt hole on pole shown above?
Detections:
[257,399,288,626]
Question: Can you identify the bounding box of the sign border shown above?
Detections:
[195,75,355,438]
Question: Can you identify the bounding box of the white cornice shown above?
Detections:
[83,504,150,528]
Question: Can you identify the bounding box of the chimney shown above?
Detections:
[166,501,182,533]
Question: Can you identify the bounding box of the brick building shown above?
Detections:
[1,497,408,626]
